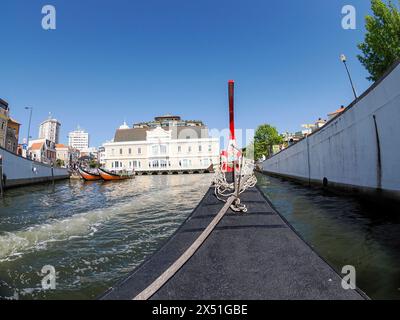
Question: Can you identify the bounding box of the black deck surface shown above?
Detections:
[101,187,366,300]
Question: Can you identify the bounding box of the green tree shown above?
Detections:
[89,160,99,168]
[55,159,65,167]
[253,124,283,160]
[358,0,400,81]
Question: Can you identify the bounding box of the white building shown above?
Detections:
[102,116,219,173]
[68,127,89,151]
[39,116,61,144]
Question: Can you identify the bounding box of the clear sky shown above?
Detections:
[1,0,374,147]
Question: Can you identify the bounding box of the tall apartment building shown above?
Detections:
[68,127,89,151]
[39,116,61,144]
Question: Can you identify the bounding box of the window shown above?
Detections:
[115,161,119,168]
[138,147,142,154]
[111,149,115,156]
[178,146,181,153]
[160,160,167,168]
[160,145,167,155]
[188,146,192,153]
[208,145,212,152]
[198,145,202,152]
[152,145,158,155]
[129,148,132,155]
[120,149,123,155]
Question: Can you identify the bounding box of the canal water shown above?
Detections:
[257,173,400,300]
[1,173,399,299]
[0,174,213,299]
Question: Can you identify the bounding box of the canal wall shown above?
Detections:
[0,146,69,188]
[262,61,400,201]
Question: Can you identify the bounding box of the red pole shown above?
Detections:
[228,80,235,141]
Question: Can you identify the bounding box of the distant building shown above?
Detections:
[314,118,327,130]
[328,106,346,120]
[98,146,106,165]
[28,139,56,164]
[5,117,21,154]
[102,115,219,173]
[39,116,61,144]
[68,127,89,151]
[55,144,80,168]
[0,99,10,148]
[79,147,98,160]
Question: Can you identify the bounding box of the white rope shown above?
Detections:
[212,156,257,213]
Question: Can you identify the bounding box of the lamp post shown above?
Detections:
[340,54,358,100]
[25,107,33,158]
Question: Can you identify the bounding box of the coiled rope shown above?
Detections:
[212,155,257,213]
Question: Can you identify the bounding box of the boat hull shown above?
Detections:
[98,168,132,181]
[78,168,102,181]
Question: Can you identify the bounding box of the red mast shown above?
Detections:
[228,80,235,141]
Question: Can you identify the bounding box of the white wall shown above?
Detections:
[263,62,400,196]
[0,147,69,187]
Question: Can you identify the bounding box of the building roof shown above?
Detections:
[55,144,68,149]
[154,115,181,122]
[114,127,148,142]
[30,142,44,150]
[8,117,21,125]
[113,126,208,142]
[328,106,346,116]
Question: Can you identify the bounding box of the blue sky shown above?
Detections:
[1,0,373,147]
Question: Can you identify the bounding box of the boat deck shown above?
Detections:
[101,186,366,300]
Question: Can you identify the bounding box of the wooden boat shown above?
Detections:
[98,168,134,181]
[78,167,102,181]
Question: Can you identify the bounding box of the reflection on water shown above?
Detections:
[257,173,400,300]
[0,174,212,300]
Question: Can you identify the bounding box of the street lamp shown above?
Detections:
[340,54,358,100]
[25,107,33,154]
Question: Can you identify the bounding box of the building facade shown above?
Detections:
[68,127,89,151]
[5,117,21,154]
[103,116,220,173]
[39,117,61,144]
[28,139,56,164]
[0,99,9,148]
[55,144,80,168]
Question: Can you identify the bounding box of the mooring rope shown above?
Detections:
[212,157,257,213]
[133,196,236,301]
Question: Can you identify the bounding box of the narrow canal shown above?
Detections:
[0,174,399,299]
[257,173,400,300]
[0,175,213,299]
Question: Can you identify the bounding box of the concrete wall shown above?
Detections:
[262,62,400,200]
[0,147,69,188]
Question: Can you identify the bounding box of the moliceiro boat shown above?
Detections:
[98,168,134,181]
[78,167,102,181]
